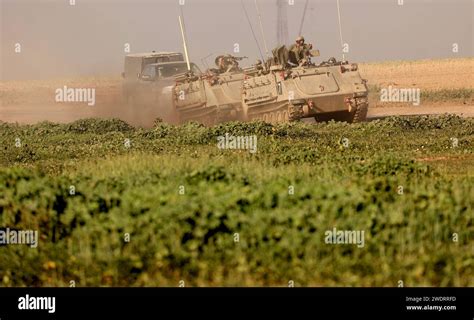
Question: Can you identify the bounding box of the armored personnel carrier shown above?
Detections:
[173,46,368,125]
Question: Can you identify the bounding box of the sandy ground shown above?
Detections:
[1,102,473,125]
[0,103,95,124]
[1,58,473,126]
[0,76,172,127]
[368,105,474,119]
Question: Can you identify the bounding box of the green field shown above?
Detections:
[0,116,473,287]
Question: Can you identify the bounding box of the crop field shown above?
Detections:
[0,116,473,286]
[359,58,474,91]
[359,58,474,107]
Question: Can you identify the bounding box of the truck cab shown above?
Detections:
[122,51,201,126]
[122,51,184,105]
[134,61,201,106]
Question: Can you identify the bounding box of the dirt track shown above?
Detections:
[1,102,473,126]
[1,58,473,126]
[368,105,474,119]
[0,76,162,126]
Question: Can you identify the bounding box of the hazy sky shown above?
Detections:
[1,0,472,80]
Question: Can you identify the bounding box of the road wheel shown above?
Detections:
[288,104,303,122]
[352,98,369,123]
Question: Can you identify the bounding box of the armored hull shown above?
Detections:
[173,58,368,125]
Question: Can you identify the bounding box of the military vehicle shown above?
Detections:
[122,51,204,126]
[122,51,184,106]
[172,46,368,125]
[133,61,201,107]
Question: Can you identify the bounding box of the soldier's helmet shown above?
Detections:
[296,36,305,43]
[215,55,225,66]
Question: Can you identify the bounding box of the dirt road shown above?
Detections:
[0,76,178,126]
[1,61,472,126]
[2,101,472,126]
[0,103,94,124]
[368,105,473,119]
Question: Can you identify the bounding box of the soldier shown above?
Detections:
[216,54,246,73]
[255,59,264,75]
[288,36,313,66]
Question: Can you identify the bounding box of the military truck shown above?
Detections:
[122,51,204,125]
[172,46,368,125]
[133,60,201,106]
[122,51,184,105]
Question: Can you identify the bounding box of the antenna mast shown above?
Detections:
[241,0,265,62]
[298,0,309,36]
[254,0,270,57]
[336,0,345,61]
[178,15,191,71]
[276,0,289,45]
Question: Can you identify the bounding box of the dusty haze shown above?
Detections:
[1,0,472,80]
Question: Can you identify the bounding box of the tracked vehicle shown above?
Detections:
[173,47,368,125]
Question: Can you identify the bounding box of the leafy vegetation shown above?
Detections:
[0,116,473,286]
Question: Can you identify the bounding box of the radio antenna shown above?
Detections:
[178,15,191,71]
[254,0,270,57]
[241,0,265,62]
[336,0,345,61]
[298,0,309,36]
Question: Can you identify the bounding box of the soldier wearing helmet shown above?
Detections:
[215,54,247,73]
[255,59,265,75]
[288,36,313,66]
